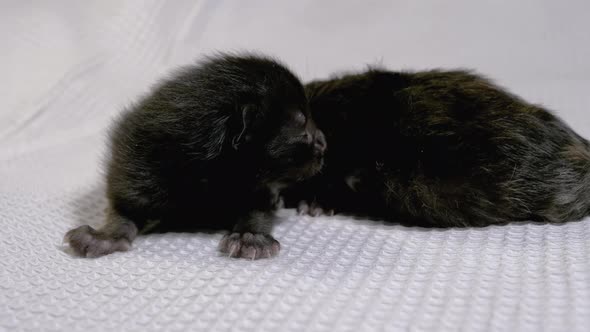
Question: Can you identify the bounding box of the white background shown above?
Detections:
[1,1,589,331]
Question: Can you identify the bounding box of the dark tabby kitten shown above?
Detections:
[284,69,590,227]
[64,53,326,259]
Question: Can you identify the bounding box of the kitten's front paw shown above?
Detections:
[64,225,131,258]
[218,232,280,259]
[297,200,335,217]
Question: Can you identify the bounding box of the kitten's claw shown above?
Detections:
[218,232,280,259]
[64,225,131,258]
[297,200,334,217]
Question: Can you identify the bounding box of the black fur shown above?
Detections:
[284,68,590,227]
[65,53,326,258]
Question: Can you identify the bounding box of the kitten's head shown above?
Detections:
[210,53,326,183]
[256,104,327,183]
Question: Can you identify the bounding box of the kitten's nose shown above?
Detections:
[313,130,327,155]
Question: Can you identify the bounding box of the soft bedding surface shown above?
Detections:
[1,1,589,331]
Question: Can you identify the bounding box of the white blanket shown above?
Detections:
[1,1,589,331]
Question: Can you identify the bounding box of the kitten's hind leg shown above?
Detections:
[64,208,138,258]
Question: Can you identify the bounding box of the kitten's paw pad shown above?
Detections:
[64,225,131,258]
[218,232,280,259]
[297,200,334,217]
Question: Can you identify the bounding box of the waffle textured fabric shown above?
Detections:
[1,1,590,331]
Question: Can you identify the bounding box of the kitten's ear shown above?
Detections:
[231,104,258,150]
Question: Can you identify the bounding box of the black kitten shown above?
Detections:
[284,68,590,227]
[64,53,326,258]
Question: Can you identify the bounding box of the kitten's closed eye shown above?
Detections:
[291,110,306,126]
